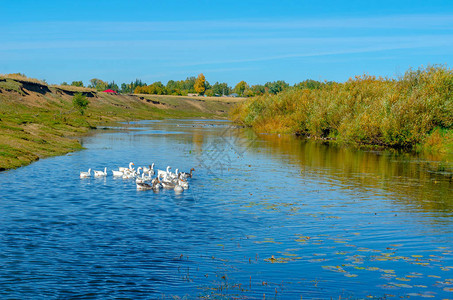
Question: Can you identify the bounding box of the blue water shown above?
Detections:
[1,119,452,299]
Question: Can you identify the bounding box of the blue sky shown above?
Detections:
[1,0,453,86]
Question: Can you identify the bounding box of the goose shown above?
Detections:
[135,170,151,184]
[179,168,195,179]
[169,169,179,180]
[157,166,171,179]
[112,169,123,177]
[122,169,136,179]
[136,182,153,190]
[80,168,91,178]
[151,177,161,190]
[94,167,107,177]
[178,177,189,190]
[174,184,184,193]
[119,162,134,173]
[160,174,175,189]
[143,163,155,176]
[136,178,161,191]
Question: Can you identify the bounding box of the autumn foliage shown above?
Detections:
[231,65,453,152]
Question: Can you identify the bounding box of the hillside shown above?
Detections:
[0,75,242,171]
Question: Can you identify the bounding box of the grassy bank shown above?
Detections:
[231,66,453,153]
[0,75,240,171]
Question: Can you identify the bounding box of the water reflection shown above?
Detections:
[250,133,453,216]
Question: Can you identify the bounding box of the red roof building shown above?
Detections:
[102,89,117,93]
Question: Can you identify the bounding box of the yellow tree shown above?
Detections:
[194,73,206,94]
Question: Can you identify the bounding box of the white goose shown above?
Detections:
[178,177,189,190]
[122,169,136,179]
[94,167,107,177]
[112,169,124,177]
[80,168,91,178]
[119,162,134,173]
[157,166,171,179]
[143,163,155,176]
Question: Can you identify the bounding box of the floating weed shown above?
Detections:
[309,258,328,262]
[428,275,442,278]
[414,285,428,288]
[322,265,347,273]
[279,252,298,257]
[344,273,358,277]
[264,255,300,263]
[392,283,412,288]
[254,238,282,245]
[395,277,411,282]
[366,267,381,271]
[412,255,424,258]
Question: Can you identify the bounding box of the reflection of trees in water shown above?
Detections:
[251,134,453,215]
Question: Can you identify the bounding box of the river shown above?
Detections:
[0,119,452,299]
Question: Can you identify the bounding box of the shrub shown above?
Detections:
[72,93,89,115]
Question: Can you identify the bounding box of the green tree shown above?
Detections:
[89,78,108,91]
[205,89,214,97]
[265,80,289,94]
[212,82,231,96]
[72,93,89,115]
[71,81,84,87]
[194,73,206,94]
[61,81,68,86]
[251,84,266,96]
[107,81,119,92]
[294,79,323,90]
[234,80,249,96]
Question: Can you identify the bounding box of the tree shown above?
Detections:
[212,82,231,96]
[194,73,206,94]
[294,79,323,90]
[251,84,265,96]
[89,78,108,91]
[107,81,119,92]
[73,93,89,115]
[71,81,84,87]
[265,80,289,94]
[234,80,249,96]
[61,82,68,86]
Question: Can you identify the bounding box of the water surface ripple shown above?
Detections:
[0,119,452,299]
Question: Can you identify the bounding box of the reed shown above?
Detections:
[231,65,453,152]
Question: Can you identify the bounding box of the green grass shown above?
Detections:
[231,65,453,153]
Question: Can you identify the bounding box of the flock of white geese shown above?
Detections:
[80,162,195,193]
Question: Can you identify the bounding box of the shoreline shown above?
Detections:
[0,77,239,171]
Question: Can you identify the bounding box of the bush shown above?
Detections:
[231,65,453,151]
[72,93,89,115]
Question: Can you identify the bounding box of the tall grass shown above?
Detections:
[231,65,453,152]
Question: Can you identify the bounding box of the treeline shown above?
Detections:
[231,65,453,152]
[61,74,330,97]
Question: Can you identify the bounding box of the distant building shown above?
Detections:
[187,93,199,97]
[102,89,117,94]
[229,93,238,97]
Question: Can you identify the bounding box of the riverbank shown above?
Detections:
[231,65,453,154]
[0,75,242,171]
